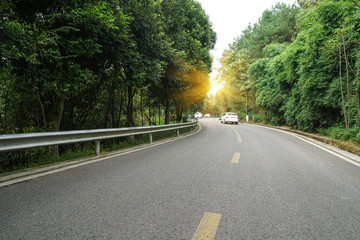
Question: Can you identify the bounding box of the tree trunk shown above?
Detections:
[4,87,8,132]
[175,102,183,123]
[338,47,348,130]
[148,95,152,126]
[356,88,360,134]
[245,89,249,122]
[141,89,144,126]
[36,86,47,128]
[159,103,161,125]
[52,96,65,157]
[126,86,136,127]
[103,86,111,128]
[342,36,351,131]
[116,90,124,128]
[178,109,183,123]
[163,78,170,125]
[165,93,170,124]
[154,103,156,125]
[111,79,116,128]
[67,99,75,131]
[253,93,257,122]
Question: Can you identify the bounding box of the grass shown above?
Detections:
[316,126,360,143]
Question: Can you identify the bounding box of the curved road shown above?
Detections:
[1,118,360,239]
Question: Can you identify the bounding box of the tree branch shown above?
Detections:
[349,0,360,9]
[36,87,47,128]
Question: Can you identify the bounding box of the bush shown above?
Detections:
[254,114,264,123]
[317,126,360,142]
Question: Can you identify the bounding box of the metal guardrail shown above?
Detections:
[0,122,198,155]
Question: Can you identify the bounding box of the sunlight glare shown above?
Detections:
[208,81,223,96]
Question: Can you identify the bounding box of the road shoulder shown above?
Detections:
[249,123,360,167]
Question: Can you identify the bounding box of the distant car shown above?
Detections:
[204,113,211,118]
[221,112,238,124]
[194,112,202,119]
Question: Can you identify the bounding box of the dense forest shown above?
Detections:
[0,0,216,134]
[204,0,360,140]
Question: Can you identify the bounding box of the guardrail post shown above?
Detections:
[149,133,153,143]
[95,140,100,155]
[176,129,180,137]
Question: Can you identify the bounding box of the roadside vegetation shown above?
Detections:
[0,0,214,171]
[203,0,360,146]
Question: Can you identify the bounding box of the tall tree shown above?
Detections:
[160,0,216,123]
[216,3,298,121]
[0,0,131,132]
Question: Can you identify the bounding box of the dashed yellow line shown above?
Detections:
[231,152,241,164]
[192,212,222,240]
[229,126,242,143]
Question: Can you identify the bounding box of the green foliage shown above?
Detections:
[317,126,360,142]
[0,0,214,130]
[215,3,299,124]
[0,0,215,171]
[159,0,216,123]
[236,3,299,58]
[217,0,360,138]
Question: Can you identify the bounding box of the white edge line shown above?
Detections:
[295,135,360,167]
[0,124,202,187]
[251,124,360,168]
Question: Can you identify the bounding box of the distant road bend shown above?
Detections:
[1,118,360,239]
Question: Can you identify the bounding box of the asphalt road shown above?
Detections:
[1,118,360,239]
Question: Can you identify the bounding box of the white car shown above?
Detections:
[204,113,211,118]
[221,112,238,124]
[194,112,202,119]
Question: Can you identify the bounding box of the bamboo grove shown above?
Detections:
[0,0,216,134]
[204,0,360,140]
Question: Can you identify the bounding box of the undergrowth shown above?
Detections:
[316,126,360,143]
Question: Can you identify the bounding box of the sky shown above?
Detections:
[195,0,298,94]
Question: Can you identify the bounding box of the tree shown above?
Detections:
[297,0,360,131]
[0,0,131,133]
[159,0,216,123]
[0,0,216,134]
[216,3,298,122]
[219,47,255,121]
[235,3,299,58]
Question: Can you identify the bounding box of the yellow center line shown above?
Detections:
[229,126,242,143]
[192,212,222,240]
[231,152,241,164]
